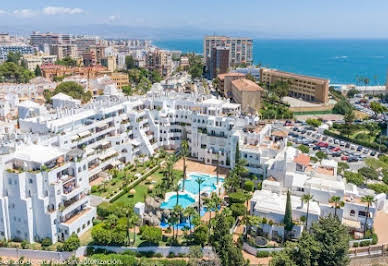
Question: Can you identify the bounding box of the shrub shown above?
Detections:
[298,144,310,154]
[367,183,388,194]
[306,118,322,128]
[230,203,246,217]
[140,226,162,244]
[21,240,29,249]
[358,167,379,180]
[256,251,270,258]
[243,180,255,192]
[60,233,80,251]
[41,237,52,247]
[228,191,248,204]
[91,185,99,193]
[352,242,359,248]
[193,224,209,246]
[344,171,365,186]
[359,240,371,247]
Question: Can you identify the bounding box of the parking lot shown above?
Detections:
[286,122,379,170]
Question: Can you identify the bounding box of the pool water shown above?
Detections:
[180,173,224,195]
[160,194,195,209]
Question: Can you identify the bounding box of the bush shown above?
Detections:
[298,144,310,154]
[193,224,209,246]
[256,251,270,258]
[243,180,255,192]
[367,183,388,194]
[59,233,80,251]
[228,191,248,204]
[140,226,162,244]
[359,240,371,247]
[344,171,365,186]
[352,242,359,248]
[333,99,353,115]
[338,162,349,170]
[91,185,99,193]
[306,118,322,128]
[21,240,29,249]
[41,237,52,247]
[230,203,246,217]
[358,167,379,180]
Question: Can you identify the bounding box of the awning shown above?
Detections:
[342,218,361,229]
[85,148,95,156]
[97,123,108,129]
[98,149,117,160]
[78,130,91,138]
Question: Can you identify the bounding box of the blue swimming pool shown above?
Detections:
[180,173,224,195]
[160,194,196,209]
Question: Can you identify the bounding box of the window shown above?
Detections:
[29,179,33,184]
[350,210,355,216]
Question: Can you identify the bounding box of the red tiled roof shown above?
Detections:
[231,78,264,92]
[294,153,310,167]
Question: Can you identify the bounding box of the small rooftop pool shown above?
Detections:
[180,173,224,195]
[160,194,195,209]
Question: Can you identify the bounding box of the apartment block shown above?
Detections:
[30,32,71,52]
[259,67,330,104]
[231,78,263,114]
[49,44,78,60]
[109,72,130,89]
[216,72,245,97]
[22,54,57,71]
[0,45,35,63]
[207,47,230,80]
[204,36,253,66]
[145,49,173,77]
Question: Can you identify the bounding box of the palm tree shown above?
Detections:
[204,194,217,227]
[129,214,139,245]
[195,176,206,216]
[361,195,374,235]
[216,152,220,186]
[173,205,183,240]
[242,215,262,238]
[181,140,189,192]
[183,206,197,234]
[329,196,344,217]
[344,111,355,138]
[168,213,179,241]
[172,183,180,207]
[302,194,314,228]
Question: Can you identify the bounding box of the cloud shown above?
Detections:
[108,15,118,22]
[0,10,6,15]
[13,9,36,18]
[43,6,84,15]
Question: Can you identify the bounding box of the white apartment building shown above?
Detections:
[0,88,289,243]
[250,146,385,241]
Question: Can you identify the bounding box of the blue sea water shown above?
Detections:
[154,39,388,84]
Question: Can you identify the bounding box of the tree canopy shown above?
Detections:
[44,81,92,103]
[56,56,78,67]
[271,215,350,266]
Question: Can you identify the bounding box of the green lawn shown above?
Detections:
[114,170,166,205]
[79,228,93,246]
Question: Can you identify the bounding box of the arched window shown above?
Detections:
[350,210,355,216]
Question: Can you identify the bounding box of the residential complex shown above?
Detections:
[204,36,253,66]
[259,67,330,104]
[0,44,35,63]
[207,47,230,80]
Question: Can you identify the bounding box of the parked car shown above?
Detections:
[332,152,341,157]
[332,147,341,152]
[340,141,346,146]
[347,157,359,162]
[341,155,349,161]
[313,146,321,150]
[334,139,340,144]
[370,151,376,156]
[317,142,329,148]
[357,146,363,152]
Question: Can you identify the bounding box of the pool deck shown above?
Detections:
[174,158,229,177]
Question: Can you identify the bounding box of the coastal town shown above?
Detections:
[0,29,387,266]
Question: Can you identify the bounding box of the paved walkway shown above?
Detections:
[174,158,229,177]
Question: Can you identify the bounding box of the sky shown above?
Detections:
[1,0,388,39]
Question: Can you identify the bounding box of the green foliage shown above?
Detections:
[344,171,365,186]
[228,191,248,204]
[316,151,327,161]
[91,217,128,246]
[338,162,349,170]
[283,190,293,232]
[44,81,92,103]
[306,118,322,127]
[367,183,388,194]
[6,52,22,64]
[121,85,133,96]
[230,203,246,217]
[57,233,80,251]
[243,180,255,192]
[56,56,77,67]
[34,65,42,77]
[140,225,162,244]
[125,55,136,70]
[257,251,271,257]
[41,237,52,247]
[211,213,247,266]
[333,99,353,115]
[346,88,360,98]
[90,253,137,266]
[370,101,387,116]
[298,144,310,154]
[358,167,379,180]
[188,54,203,79]
[193,224,209,246]
[0,62,34,83]
[97,201,128,218]
[151,70,162,83]
[271,215,349,266]
[260,100,293,119]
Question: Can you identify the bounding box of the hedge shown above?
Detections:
[324,130,387,152]
[256,251,271,257]
[109,164,160,203]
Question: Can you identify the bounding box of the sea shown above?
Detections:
[154,39,388,85]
